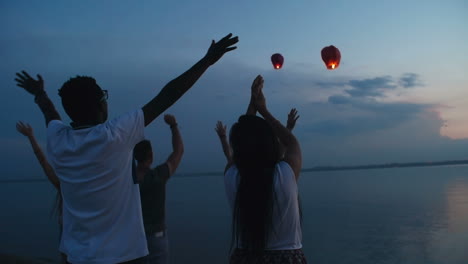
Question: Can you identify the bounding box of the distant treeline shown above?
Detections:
[303,159,468,172]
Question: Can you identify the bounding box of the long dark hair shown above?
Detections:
[229,115,280,252]
[51,189,63,241]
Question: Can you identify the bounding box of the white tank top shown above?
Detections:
[224,161,303,250]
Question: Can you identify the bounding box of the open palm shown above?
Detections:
[15,71,44,95]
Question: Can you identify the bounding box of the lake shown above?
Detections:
[1,165,468,263]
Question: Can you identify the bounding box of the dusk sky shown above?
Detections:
[1,1,467,178]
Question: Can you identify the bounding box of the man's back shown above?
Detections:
[139,164,170,234]
[47,110,148,264]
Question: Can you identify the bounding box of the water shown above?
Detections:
[1,165,468,263]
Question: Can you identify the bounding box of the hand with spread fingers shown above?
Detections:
[215,121,227,138]
[16,121,34,138]
[215,120,232,168]
[204,33,239,65]
[14,70,61,125]
[15,71,45,96]
[286,108,300,131]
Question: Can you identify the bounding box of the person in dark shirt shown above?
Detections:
[134,114,183,264]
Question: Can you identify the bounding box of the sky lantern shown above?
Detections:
[321,45,341,70]
[271,53,284,70]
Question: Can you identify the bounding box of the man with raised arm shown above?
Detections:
[134,114,183,264]
[14,33,238,264]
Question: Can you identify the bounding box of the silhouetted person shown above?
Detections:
[16,121,67,263]
[134,114,183,264]
[14,33,238,264]
[222,75,306,263]
[216,108,299,166]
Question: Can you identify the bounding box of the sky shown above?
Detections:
[1,0,467,177]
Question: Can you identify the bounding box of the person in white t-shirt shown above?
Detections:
[220,75,306,263]
[14,33,238,264]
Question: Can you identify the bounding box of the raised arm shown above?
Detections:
[15,71,61,127]
[162,114,184,176]
[16,121,60,189]
[215,121,233,172]
[142,33,238,126]
[252,75,302,179]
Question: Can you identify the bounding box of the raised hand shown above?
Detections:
[251,75,264,98]
[246,75,263,115]
[16,121,34,137]
[204,33,239,65]
[164,114,177,127]
[252,75,267,114]
[215,121,227,138]
[286,108,300,131]
[15,71,44,96]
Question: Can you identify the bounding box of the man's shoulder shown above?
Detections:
[143,163,170,185]
[150,163,170,181]
[47,119,66,129]
[107,109,144,126]
[47,120,69,137]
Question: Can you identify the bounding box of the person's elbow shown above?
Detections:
[178,143,184,156]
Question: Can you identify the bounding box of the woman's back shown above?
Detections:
[225,161,302,250]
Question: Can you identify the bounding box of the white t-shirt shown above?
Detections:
[224,161,303,250]
[47,109,148,264]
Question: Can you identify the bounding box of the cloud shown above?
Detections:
[303,101,427,136]
[328,95,352,105]
[315,80,347,89]
[280,91,429,140]
[316,73,429,137]
[346,76,397,97]
[316,73,423,99]
[399,73,423,88]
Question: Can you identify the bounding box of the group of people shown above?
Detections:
[15,33,306,264]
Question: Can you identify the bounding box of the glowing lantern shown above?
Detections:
[321,45,341,70]
[271,53,284,70]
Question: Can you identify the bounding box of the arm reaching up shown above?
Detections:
[252,76,302,179]
[163,114,184,176]
[15,71,61,127]
[215,121,233,172]
[142,33,238,126]
[16,121,60,189]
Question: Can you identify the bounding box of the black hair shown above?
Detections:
[229,115,280,252]
[134,140,152,163]
[58,76,104,124]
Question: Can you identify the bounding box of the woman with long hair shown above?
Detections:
[219,75,306,263]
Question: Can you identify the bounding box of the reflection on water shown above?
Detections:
[429,177,468,263]
[0,165,468,263]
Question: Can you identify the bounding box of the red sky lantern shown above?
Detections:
[321,45,341,70]
[271,53,284,70]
